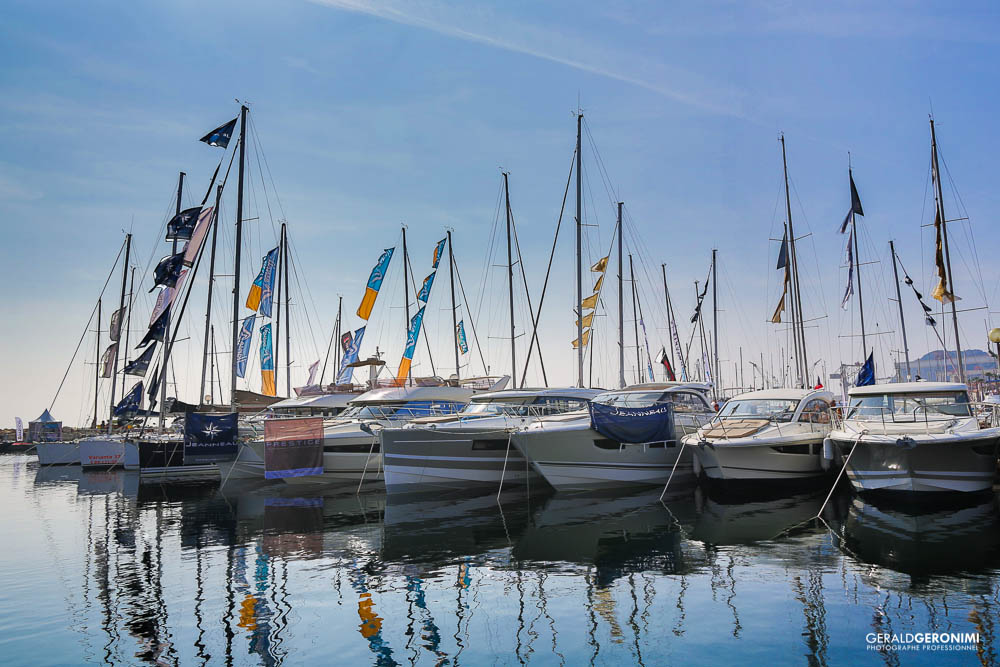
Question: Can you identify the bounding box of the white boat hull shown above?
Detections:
[692,438,827,482]
[35,442,80,466]
[79,438,138,468]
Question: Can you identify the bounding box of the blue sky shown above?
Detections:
[2,0,999,425]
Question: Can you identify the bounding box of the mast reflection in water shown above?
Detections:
[4,455,999,665]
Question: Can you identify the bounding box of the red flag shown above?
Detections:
[658,348,676,382]
[814,376,824,390]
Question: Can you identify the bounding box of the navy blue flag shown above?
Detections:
[114,382,143,416]
[776,231,788,270]
[166,206,203,241]
[200,117,237,148]
[150,252,186,291]
[136,308,169,349]
[839,170,865,233]
[589,401,675,445]
[147,363,160,409]
[856,352,875,387]
[184,412,238,463]
[123,343,156,376]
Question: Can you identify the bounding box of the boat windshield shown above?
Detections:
[594,391,666,408]
[340,401,464,420]
[846,392,971,420]
[461,399,532,416]
[718,399,799,422]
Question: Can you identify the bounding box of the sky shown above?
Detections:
[2,0,1000,426]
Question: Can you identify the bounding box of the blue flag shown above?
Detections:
[856,352,875,387]
[432,237,447,268]
[200,117,238,149]
[136,308,169,349]
[150,251,186,291]
[124,342,157,376]
[456,320,468,354]
[184,412,238,463]
[417,271,436,303]
[114,381,143,416]
[589,402,674,445]
[166,206,203,241]
[336,326,365,385]
[404,307,426,360]
[236,315,255,378]
[246,247,279,317]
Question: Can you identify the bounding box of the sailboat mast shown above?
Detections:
[274,225,283,390]
[335,296,342,379]
[617,202,625,389]
[712,248,719,399]
[930,117,965,382]
[283,223,290,396]
[231,104,248,409]
[781,136,808,386]
[210,325,216,405]
[160,171,184,429]
[402,225,411,386]
[503,172,517,389]
[575,112,584,388]
[108,233,131,433]
[849,166,867,360]
[94,297,101,429]
[121,267,135,400]
[889,240,912,381]
[447,230,459,381]
[628,254,640,383]
[199,185,222,405]
[321,296,341,386]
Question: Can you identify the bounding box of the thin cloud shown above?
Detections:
[308,0,746,117]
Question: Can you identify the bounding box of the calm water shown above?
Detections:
[2,455,999,666]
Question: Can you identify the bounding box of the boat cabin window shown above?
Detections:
[461,399,531,416]
[342,401,464,420]
[799,399,832,424]
[594,391,666,408]
[847,392,971,419]
[718,398,799,422]
[531,396,589,415]
[670,391,711,413]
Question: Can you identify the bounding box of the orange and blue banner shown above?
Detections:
[395,306,425,385]
[432,237,447,268]
[357,248,394,320]
[416,271,435,303]
[246,247,279,317]
[260,322,275,396]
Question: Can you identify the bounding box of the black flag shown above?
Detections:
[147,363,160,409]
[166,206,203,241]
[123,344,156,376]
[200,117,237,149]
[150,252,185,291]
[849,171,864,217]
[136,309,168,349]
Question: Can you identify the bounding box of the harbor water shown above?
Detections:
[2,454,999,665]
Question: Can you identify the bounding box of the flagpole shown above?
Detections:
[231,104,248,408]
[94,297,101,430]
[504,172,517,389]
[930,117,965,383]
[108,233,131,433]
[617,202,625,389]
[274,226,283,393]
[576,112,584,388]
[447,230,460,381]
[402,225,411,386]
[283,223,291,396]
[781,135,808,386]
[712,248,719,400]
[849,167,867,362]
[122,267,135,401]
[210,325,216,405]
[889,240,912,381]
[199,185,222,406]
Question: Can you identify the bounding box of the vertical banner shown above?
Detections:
[416,272,436,303]
[15,417,23,442]
[431,237,447,268]
[456,320,468,354]
[184,412,238,463]
[336,326,365,385]
[395,306,425,385]
[357,248,395,320]
[101,343,118,378]
[261,323,276,396]
[236,314,256,378]
[183,206,215,266]
[246,247,279,316]
[264,417,324,479]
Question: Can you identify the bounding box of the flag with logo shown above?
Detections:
[260,323,276,396]
[395,307,425,384]
[150,252,186,291]
[264,417,324,479]
[109,307,124,342]
[15,417,23,442]
[200,117,238,149]
[336,326,365,385]
[137,308,169,349]
[416,271,436,303]
[236,314,255,378]
[182,206,214,266]
[166,206,203,241]
[357,248,395,320]
[123,344,156,376]
[184,412,238,463]
[114,382,143,417]
[101,343,117,378]
[456,320,468,354]
[246,247,279,317]
[432,237,447,268]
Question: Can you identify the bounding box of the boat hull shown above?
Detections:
[79,438,138,468]
[382,427,530,492]
[692,436,828,483]
[514,427,693,491]
[217,441,266,481]
[35,442,80,466]
[830,432,1000,494]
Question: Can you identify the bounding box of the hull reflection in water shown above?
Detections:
[687,488,828,546]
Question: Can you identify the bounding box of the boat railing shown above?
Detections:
[704,405,833,438]
[834,404,983,435]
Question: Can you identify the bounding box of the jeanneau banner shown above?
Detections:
[184,412,238,463]
[264,417,324,479]
[588,402,674,445]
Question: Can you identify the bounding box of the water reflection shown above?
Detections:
[6,456,1000,665]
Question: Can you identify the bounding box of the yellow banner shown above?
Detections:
[576,311,594,328]
[395,357,412,386]
[261,369,276,397]
[591,256,608,273]
[572,329,591,348]
[246,284,262,312]
[581,292,599,309]
[357,287,378,320]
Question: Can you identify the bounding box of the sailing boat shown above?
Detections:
[686,135,838,486]
[826,117,1000,494]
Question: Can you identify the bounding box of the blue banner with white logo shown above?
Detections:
[236,314,255,378]
[184,412,238,463]
[588,402,674,445]
[336,326,365,385]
